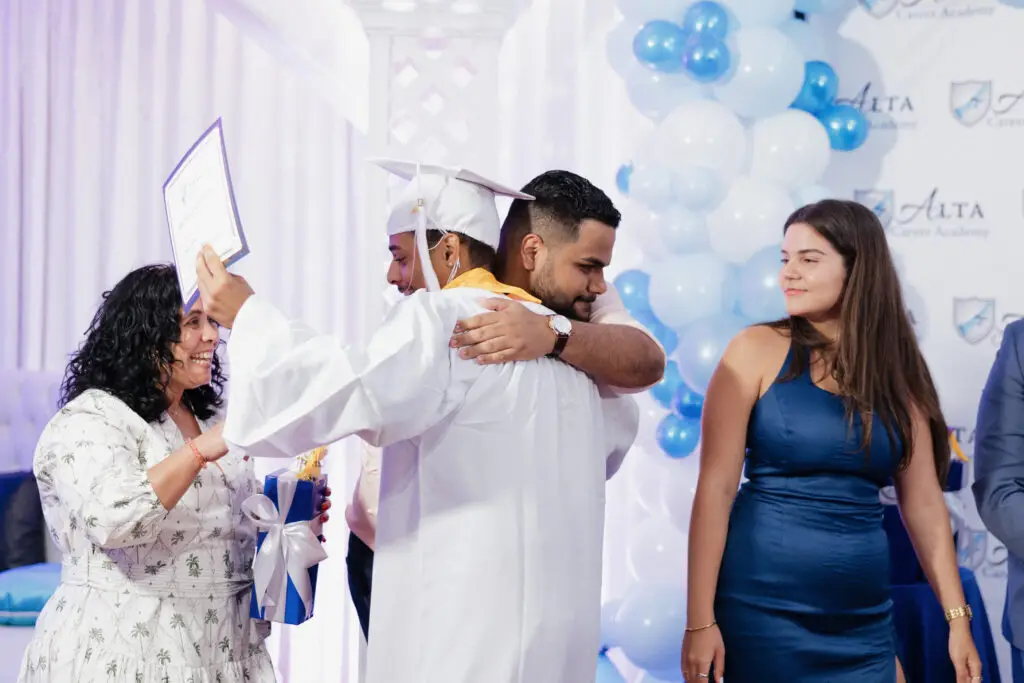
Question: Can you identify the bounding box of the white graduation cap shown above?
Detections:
[369,158,534,292]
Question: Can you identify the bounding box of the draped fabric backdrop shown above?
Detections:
[6,0,1022,681]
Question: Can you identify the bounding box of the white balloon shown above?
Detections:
[606,19,643,79]
[648,252,732,329]
[749,110,832,190]
[630,444,672,513]
[713,27,805,120]
[607,232,646,280]
[659,453,702,533]
[778,17,830,63]
[718,0,796,27]
[659,207,710,255]
[615,0,694,22]
[654,100,748,181]
[626,516,688,585]
[623,204,673,262]
[708,176,795,263]
[791,183,833,208]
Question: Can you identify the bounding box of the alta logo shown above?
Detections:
[949,81,1024,128]
[951,298,1023,346]
[836,83,916,130]
[859,0,996,19]
[853,189,988,238]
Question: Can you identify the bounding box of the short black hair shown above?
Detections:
[499,170,620,255]
[426,229,495,271]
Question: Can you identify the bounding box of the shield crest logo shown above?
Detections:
[953,297,995,344]
[859,0,898,18]
[949,81,992,127]
[853,190,894,230]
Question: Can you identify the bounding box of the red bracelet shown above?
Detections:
[186,438,206,469]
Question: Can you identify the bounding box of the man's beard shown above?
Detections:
[534,267,594,322]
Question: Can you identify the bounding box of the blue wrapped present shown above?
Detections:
[243,469,328,625]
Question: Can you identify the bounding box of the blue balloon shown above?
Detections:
[616,163,633,195]
[791,60,839,115]
[737,245,787,322]
[600,599,624,650]
[613,269,651,316]
[657,413,701,458]
[636,310,680,355]
[677,314,748,394]
[614,584,687,673]
[672,383,704,418]
[681,33,731,84]
[681,1,729,40]
[596,651,627,683]
[818,103,869,152]
[650,360,684,409]
[632,21,687,73]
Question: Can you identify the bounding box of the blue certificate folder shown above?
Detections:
[249,470,327,625]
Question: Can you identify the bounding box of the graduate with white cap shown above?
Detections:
[195,159,640,683]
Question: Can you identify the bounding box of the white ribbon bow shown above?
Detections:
[242,471,328,621]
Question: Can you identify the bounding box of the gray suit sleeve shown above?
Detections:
[973,321,1024,559]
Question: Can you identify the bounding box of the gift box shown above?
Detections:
[245,468,328,625]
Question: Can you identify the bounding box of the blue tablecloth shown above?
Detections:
[892,566,1001,683]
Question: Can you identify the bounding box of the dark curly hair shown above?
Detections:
[59,264,225,423]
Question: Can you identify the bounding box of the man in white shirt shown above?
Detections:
[345,168,665,640]
[197,161,646,683]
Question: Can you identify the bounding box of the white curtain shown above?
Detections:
[0,1,372,680]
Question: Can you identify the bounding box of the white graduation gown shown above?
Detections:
[223,288,639,683]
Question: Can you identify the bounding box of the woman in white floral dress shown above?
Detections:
[19,264,329,683]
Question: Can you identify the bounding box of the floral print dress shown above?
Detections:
[18,389,276,682]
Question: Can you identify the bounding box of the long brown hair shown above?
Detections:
[768,199,949,482]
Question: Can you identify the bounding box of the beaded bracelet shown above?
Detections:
[186,438,206,469]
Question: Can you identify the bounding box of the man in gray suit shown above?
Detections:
[974,320,1024,681]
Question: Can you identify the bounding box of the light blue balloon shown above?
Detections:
[682,33,731,84]
[625,67,710,122]
[637,310,680,355]
[791,60,839,115]
[712,26,805,119]
[648,252,732,330]
[596,651,627,683]
[660,208,709,255]
[650,360,684,409]
[657,413,701,458]
[616,163,633,195]
[633,21,688,73]
[818,103,869,151]
[614,584,687,673]
[681,1,729,40]
[738,245,786,322]
[791,183,832,208]
[677,314,748,394]
[795,0,855,12]
[674,166,724,212]
[600,599,624,649]
[614,269,651,316]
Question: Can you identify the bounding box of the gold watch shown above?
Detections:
[944,604,973,623]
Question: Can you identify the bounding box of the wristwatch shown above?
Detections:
[548,315,572,358]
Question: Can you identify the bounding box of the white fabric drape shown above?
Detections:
[0,1,372,681]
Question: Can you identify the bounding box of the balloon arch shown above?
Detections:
[598,2,867,681]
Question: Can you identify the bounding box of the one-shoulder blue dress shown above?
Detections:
[715,345,899,681]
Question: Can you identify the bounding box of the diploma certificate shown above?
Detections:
[164,118,249,312]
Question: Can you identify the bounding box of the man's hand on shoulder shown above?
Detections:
[196,245,254,329]
[449,298,555,364]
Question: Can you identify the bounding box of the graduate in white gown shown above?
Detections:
[344,167,667,641]
[195,160,641,683]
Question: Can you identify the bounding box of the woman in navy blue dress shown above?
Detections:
[680,200,982,683]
